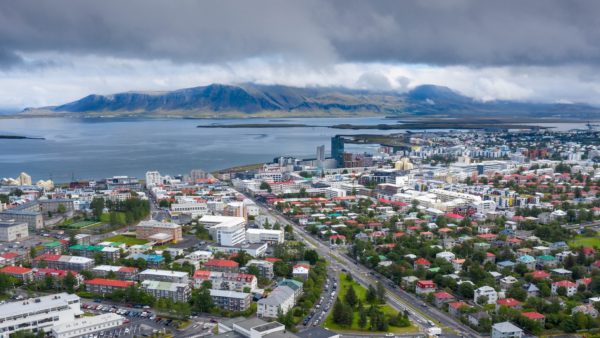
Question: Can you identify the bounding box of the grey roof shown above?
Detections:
[296,327,338,338]
[253,322,284,333]
[493,322,523,333]
[210,289,251,299]
[234,317,268,331]
[258,285,295,306]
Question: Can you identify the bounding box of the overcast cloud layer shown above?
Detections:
[1,0,600,109]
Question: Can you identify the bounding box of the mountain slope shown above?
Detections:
[20,83,600,118]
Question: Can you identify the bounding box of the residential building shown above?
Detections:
[141,280,191,302]
[257,285,295,318]
[33,268,83,288]
[205,259,239,273]
[415,280,436,295]
[92,265,139,280]
[33,254,94,272]
[552,280,577,296]
[69,245,120,262]
[0,220,28,242]
[186,250,213,263]
[193,270,257,292]
[292,264,310,280]
[84,278,135,294]
[0,265,33,282]
[138,269,189,284]
[246,259,274,279]
[210,289,253,312]
[474,285,498,305]
[491,322,523,338]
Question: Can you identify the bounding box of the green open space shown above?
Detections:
[323,272,418,334]
[569,234,600,248]
[104,234,148,246]
[66,220,100,229]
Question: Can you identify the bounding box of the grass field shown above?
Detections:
[67,221,100,229]
[323,272,418,334]
[569,234,600,248]
[104,234,148,246]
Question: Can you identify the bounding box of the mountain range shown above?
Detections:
[20,83,600,119]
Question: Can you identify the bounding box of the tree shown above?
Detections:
[274,260,292,277]
[358,308,368,328]
[260,181,272,193]
[57,203,66,214]
[345,285,358,308]
[458,282,474,299]
[332,298,352,327]
[507,286,527,302]
[366,284,377,303]
[233,250,250,266]
[44,275,55,290]
[162,250,172,265]
[63,272,77,293]
[304,250,319,265]
[90,197,105,219]
[191,288,214,313]
[376,282,386,304]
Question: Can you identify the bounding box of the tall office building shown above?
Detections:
[331,136,345,167]
[316,145,325,163]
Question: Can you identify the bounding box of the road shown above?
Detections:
[245,195,483,338]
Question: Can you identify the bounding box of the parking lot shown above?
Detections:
[81,300,216,338]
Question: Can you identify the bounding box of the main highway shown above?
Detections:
[243,193,483,338]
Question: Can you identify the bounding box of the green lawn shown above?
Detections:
[104,234,148,246]
[323,272,418,334]
[569,235,600,248]
[67,221,100,229]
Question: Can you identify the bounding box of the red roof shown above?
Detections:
[448,301,469,309]
[522,312,545,320]
[193,270,211,279]
[34,268,77,278]
[34,253,61,261]
[486,252,496,257]
[205,259,239,268]
[0,266,32,274]
[416,280,436,288]
[118,267,137,273]
[0,252,18,259]
[578,277,592,285]
[433,291,454,299]
[414,258,431,266]
[265,257,281,263]
[553,280,576,287]
[85,278,134,288]
[445,213,464,220]
[531,270,550,279]
[582,247,596,255]
[497,298,521,307]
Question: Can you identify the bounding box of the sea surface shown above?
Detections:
[0,117,589,182]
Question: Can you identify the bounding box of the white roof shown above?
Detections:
[247,228,283,235]
[0,293,80,319]
[209,289,250,299]
[52,313,124,334]
[493,322,522,333]
[140,269,188,277]
[199,215,245,228]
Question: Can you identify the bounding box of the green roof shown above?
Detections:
[537,255,556,261]
[280,278,303,290]
[70,244,103,251]
[428,267,441,273]
[43,241,62,247]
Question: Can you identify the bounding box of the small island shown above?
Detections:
[0,135,44,140]
[197,123,312,128]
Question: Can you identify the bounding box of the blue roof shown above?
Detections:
[517,255,535,263]
[128,253,164,262]
[497,260,516,267]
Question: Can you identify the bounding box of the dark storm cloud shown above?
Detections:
[0,0,599,67]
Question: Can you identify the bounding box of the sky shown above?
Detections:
[1,0,600,110]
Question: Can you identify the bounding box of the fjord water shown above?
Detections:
[0,117,588,182]
[0,117,386,182]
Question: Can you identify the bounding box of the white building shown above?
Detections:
[246,228,284,244]
[52,313,124,338]
[257,285,295,318]
[145,171,162,187]
[0,293,82,337]
[187,250,213,263]
[170,202,209,218]
[491,322,523,338]
[141,280,191,302]
[138,269,189,284]
[0,220,29,242]
[474,286,498,305]
[201,216,247,246]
